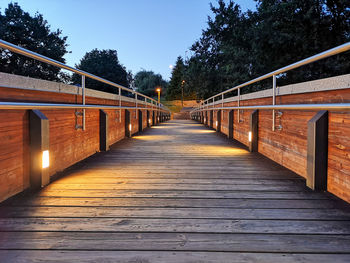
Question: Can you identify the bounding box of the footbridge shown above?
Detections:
[0,40,350,262]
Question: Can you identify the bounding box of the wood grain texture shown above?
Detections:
[214,87,350,203]
[0,120,349,262]
[0,87,152,202]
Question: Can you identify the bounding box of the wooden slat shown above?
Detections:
[1,207,349,220]
[0,232,350,253]
[35,189,330,199]
[1,251,350,263]
[7,197,342,208]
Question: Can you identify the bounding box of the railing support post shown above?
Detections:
[99,110,109,151]
[272,74,276,131]
[29,110,50,189]
[307,110,328,191]
[249,110,259,152]
[210,110,213,128]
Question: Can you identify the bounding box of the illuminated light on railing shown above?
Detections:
[149,119,152,124]
[129,124,132,132]
[216,121,218,127]
[248,131,252,142]
[42,150,49,168]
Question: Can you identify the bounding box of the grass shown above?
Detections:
[161,100,183,113]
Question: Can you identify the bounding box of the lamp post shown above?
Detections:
[156,87,161,122]
[156,87,161,105]
[181,80,185,107]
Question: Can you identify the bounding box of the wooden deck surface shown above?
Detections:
[1,119,350,262]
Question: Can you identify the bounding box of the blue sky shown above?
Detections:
[0,0,256,80]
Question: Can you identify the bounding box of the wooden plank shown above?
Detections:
[52,178,305,185]
[41,184,307,191]
[1,251,349,263]
[1,207,349,220]
[0,232,350,253]
[35,189,329,199]
[1,218,350,234]
[7,197,343,208]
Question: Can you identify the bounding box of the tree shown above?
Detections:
[72,49,128,93]
[134,70,168,97]
[166,56,185,100]
[183,0,350,98]
[0,3,69,81]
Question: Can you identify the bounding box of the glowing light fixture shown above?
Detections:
[129,124,132,131]
[248,131,252,142]
[216,121,218,127]
[149,119,152,124]
[42,150,49,169]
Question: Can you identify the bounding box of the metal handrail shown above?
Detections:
[191,103,350,112]
[203,42,350,104]
[0,101,170,111]
[191,42,350,127]
[0,39,168,110]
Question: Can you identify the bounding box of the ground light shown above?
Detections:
[42,150,49,169]
[129,124,132,132]
[248,131,252,142]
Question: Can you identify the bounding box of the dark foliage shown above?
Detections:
[134,70,168,98]
[182,0,350,99]
[0,3,69,81]
[72,49,129,93]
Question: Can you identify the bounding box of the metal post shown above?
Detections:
[82,75,86,130]
[119,87,121,123]
[272,75,276,131]
[135,93,138,119]
[238,88,240,123]
[221,94,224,126]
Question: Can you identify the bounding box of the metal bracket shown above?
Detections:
[276,125,283,131]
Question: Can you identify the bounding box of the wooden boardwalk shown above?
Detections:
[1,119,350,262]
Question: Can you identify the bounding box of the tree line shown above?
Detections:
[0,3,168,97]
[2,1,349,101]
[166,0,350,100]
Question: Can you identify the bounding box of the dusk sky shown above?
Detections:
[0,0,257,80]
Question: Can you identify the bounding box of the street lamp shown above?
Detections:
[156,87,161,105]
[156,87,161,122]
[181,80,185,107]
